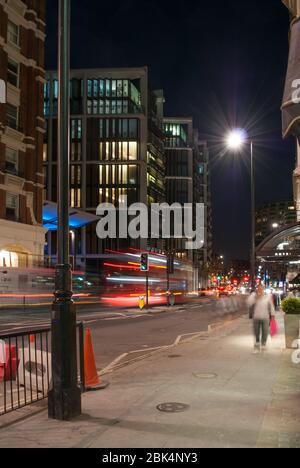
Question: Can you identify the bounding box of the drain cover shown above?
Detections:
[156,402,190,413]
[193,372,218,379]
[168,354,182,358]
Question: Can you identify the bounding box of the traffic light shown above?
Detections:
[140,253,149,272]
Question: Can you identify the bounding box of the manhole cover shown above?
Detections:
[193,372,218,379]
[156,402,190,413]
[168,354,182,358]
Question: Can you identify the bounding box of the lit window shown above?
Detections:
[43,144,47,162]
[128,142,137,160]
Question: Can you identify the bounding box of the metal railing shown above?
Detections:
[0,323,85,416]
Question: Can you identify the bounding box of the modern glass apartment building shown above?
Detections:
[44,68,165,271]
[164,118,212,286]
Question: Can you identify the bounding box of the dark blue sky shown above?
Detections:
[45,0,295,260]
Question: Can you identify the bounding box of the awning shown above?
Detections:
[43,201,99,231]
[282,17,300,139]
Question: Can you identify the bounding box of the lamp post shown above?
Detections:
[226,129,256,291]
[48,0,81,421]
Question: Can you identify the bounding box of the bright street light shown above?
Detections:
[225,128,256,291]
[226,128,247,150]
[272,223,279,229]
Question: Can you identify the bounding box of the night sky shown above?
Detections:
[45,0,295,261]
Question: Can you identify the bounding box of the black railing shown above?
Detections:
[0,323,85,416]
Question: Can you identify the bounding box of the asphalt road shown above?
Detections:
[0,296,247,370]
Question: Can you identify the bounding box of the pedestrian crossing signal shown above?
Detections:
[140,253,149,272]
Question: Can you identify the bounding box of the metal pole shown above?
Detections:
[146,270,149,309]
[250,141,256,291]
[48,0,81,421]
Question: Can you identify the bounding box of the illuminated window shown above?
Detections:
[128,142,137,160]
[70,188,81,208]
[122,142,128,160]
[43,144,47,162]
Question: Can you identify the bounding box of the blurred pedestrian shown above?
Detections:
[247,285,275,353]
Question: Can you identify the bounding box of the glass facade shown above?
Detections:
[87,79,142,115]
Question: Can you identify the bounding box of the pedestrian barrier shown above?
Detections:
[0,323,85,416]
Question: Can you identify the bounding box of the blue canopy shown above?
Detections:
[43,201,99,231]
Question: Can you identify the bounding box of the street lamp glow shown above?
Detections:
[226,128,247,150]
[272,223,279,229]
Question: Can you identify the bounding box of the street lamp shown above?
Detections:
[226,129,256,291]
[48,0,81,420]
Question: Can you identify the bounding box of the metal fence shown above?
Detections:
[0,323,85,416]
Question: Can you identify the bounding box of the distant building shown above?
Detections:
[44,68,165,271]
[255,201,296,245]
[163,118,212,287]
[0,0,46,268]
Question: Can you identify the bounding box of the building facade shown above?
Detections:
[0,0,46,268]
[282,0,300,220]
[163,118,212,287]
[255,201,296,245]
[193,135,212,287]
[44,67,165,271]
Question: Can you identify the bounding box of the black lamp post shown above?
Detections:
[48,0,81,421]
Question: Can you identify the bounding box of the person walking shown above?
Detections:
[248,285,275,353]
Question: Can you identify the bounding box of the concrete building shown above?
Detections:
[0,0,46,268]
[255,201,296,245]
[44,67,165,271]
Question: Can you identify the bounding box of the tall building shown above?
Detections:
[255,201,296,245]
[44,67,165,271]
[282,0,300,219]
[193,135,212,287]
[0,0,46,268]
[164,117,194,262]
[163,118,212,287]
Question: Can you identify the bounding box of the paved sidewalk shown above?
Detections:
[0,313,299,448]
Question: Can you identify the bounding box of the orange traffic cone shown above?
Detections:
[84,328,109,391]
[29,334,35,345]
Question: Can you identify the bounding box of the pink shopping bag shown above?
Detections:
[270,318,278,337]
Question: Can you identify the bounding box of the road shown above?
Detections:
[0,296,247,371]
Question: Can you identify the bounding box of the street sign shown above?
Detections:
[0,80,6,103]
[140,253,149,272]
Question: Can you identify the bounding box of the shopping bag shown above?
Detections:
[270,318,278,337]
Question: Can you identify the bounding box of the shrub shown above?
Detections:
[281,297,300,315]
